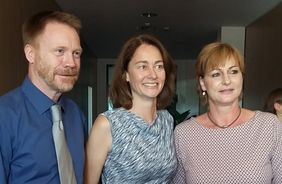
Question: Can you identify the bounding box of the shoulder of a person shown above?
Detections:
[0,88,24,131]
[158,109,173,117]
[88,114,111,148]
[0,87,24,114]
[0,86,22,104]
[93,114,110,131]
[253,110,277,120]
[251,110,282,129]
[174,117,194,131]
[257,111,282,135]
[102,107,124,118]
[89,115,111,139]
[157,109,167,115]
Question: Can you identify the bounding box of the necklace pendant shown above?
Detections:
[207,108,242,129]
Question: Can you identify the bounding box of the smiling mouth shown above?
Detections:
[56,74,78,80]
[57,71,78,76]
[219,89,233,93]
[56,68,79,76]
[143,82,159,87]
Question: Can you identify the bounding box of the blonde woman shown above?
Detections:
[171,42,282,183]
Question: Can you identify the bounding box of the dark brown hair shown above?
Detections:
[264,88,282,114]
[22,10,81,46]
[110,34,176,110]
[196,42,245,105]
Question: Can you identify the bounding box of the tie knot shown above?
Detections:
[51,104,62,122]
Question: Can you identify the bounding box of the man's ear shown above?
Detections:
[24,44,35,64]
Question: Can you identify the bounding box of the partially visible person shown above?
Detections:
[85,34,177,184]
[171,42,282,183]
[264,88,282,122]
[0,11,86,183]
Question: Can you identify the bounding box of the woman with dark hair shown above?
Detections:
[264,88,282,122]
[171,42,282,183]
[85,34,177,184]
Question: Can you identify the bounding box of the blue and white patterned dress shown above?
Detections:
[101,107,177,184]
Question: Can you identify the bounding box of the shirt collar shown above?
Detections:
[21,76,57,115]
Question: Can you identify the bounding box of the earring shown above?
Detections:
[202,91,206,96]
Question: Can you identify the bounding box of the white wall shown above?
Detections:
[220,26,245,55]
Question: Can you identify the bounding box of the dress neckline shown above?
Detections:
[120,107,159,126]
[191,110,259,131]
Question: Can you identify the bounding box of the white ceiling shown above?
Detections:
[54,0,281,59]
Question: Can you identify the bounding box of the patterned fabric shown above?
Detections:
[101,108,177,184]
[171,111,282,184]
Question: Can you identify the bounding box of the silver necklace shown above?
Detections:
[207,108,241,129]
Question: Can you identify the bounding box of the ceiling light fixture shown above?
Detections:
[141,12,158,18]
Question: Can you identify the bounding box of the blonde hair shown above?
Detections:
[195,42,245,105]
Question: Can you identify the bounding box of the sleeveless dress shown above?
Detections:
[101,107,177,184]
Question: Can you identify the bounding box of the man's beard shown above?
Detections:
[37,61,80,93]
